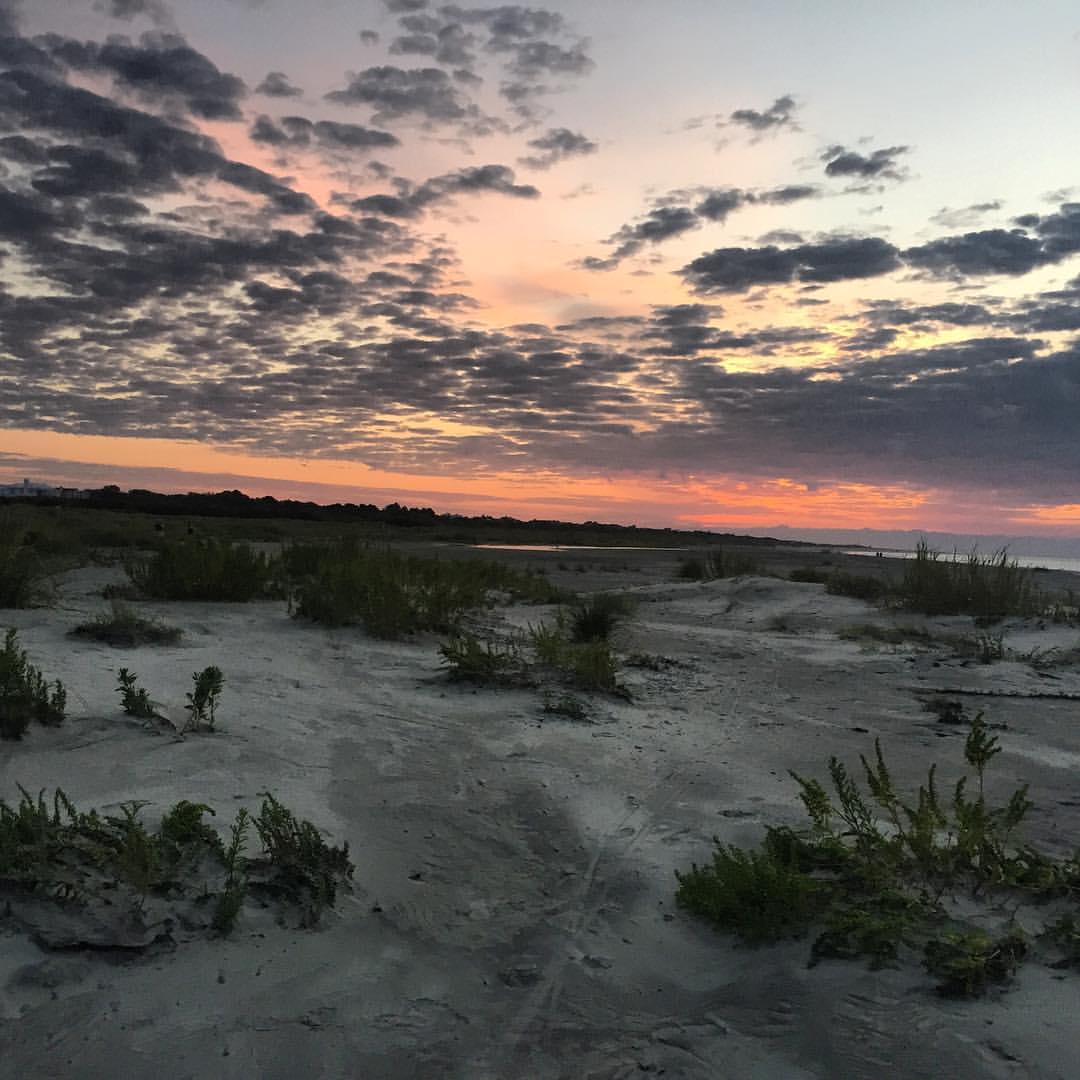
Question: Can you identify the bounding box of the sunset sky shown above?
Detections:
[2,0,1080,536]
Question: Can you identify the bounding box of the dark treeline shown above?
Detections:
[2,485,805,549]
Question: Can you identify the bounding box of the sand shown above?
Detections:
[2,549,1080,1078]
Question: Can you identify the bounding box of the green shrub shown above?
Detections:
[439,634,531,685]
[569,638,619,691]
[825,572,888,602]
[71,600,182,646]
[252,793,353,927]
[896,540,1041,618]
[568,592,635,643]
[924,929,1027,997]
[127,539,278,602]
[116,667,158,720]
[184,666,224,732]
[287,541,566,638]
[677,717,1080,995]
[676,842,822,943]
[0,629,65,739]
[528,617,622,693]
[677,548,760,581]
[0,787,351,942]
[0,528,49,608]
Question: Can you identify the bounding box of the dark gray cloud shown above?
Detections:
[354,163,538,217]
[250,114,399,152]
[325,64,492,128]
[255,70,302,98]
[681,237,902,293]
[930,200,1002,229]
[695,188,746,223]
[96,0,172,22]
[822,144,910,182]
[728,94,797,133]
[47,32,247,121]
[583,183,824,269]
[759,183,819,205]
[904,229,1050,278]
[359,30,380,45]
[384,0,429,11]
[518,127,596,169]
[372,4,594,120]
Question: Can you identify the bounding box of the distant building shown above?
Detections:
[0,478,88,499]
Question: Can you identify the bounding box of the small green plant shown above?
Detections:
[0,787,351,946]
[439,633,531,685]
[924,929,1027,997]
[213,808,249,934]
[568,592,634,643]
[116,667,158,720]
[0,628,65,739]
[676,841,822,944]
[184,665,224,732]
[541,691,589,721]
[253,793,353,927]
[71,601,182,646]
[1043,912,1080,969]
[677,717,1080,996]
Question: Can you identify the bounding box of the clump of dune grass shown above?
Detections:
[126,538,279,602]
[568,592,635,643]
[287,540,567,638]
[895,540,1041,618]
[0,525,51,608]
[0,629,65,739]
[70,600,182,647]
[677,547,760,581]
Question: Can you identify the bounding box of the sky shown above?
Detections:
[1,0,1079,537]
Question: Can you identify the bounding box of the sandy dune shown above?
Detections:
[3,553,1080,1078]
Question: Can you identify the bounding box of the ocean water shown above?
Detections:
[845,549,1080,575]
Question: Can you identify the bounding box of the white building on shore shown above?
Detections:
[0,478,87,499]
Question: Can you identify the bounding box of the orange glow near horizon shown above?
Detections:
[5,426,1073,537]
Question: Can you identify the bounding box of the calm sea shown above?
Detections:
[845,549,1080,575]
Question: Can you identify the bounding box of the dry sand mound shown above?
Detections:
[3,562,1080,1078]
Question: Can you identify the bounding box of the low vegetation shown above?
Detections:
[287,540,567,637]
[184,665,224,732]
[895,541,1042,618]
[0,629,66,739]
[70,600,182,646]
[794,541,1046,620]
[677,547,760,581]
[677,717,1080,996]
[0,525,52,608]
[0,787,353,944]
[439,591,631,694]
[126,538,279,602]
[116,667,159,720]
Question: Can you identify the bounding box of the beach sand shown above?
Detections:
[2,547,1080,1078]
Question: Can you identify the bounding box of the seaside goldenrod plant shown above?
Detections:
[184,665,224,732]
[116,667,158,720]
[0,788,353,944]
[677,716,1080,996]
[0,628,66,739]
